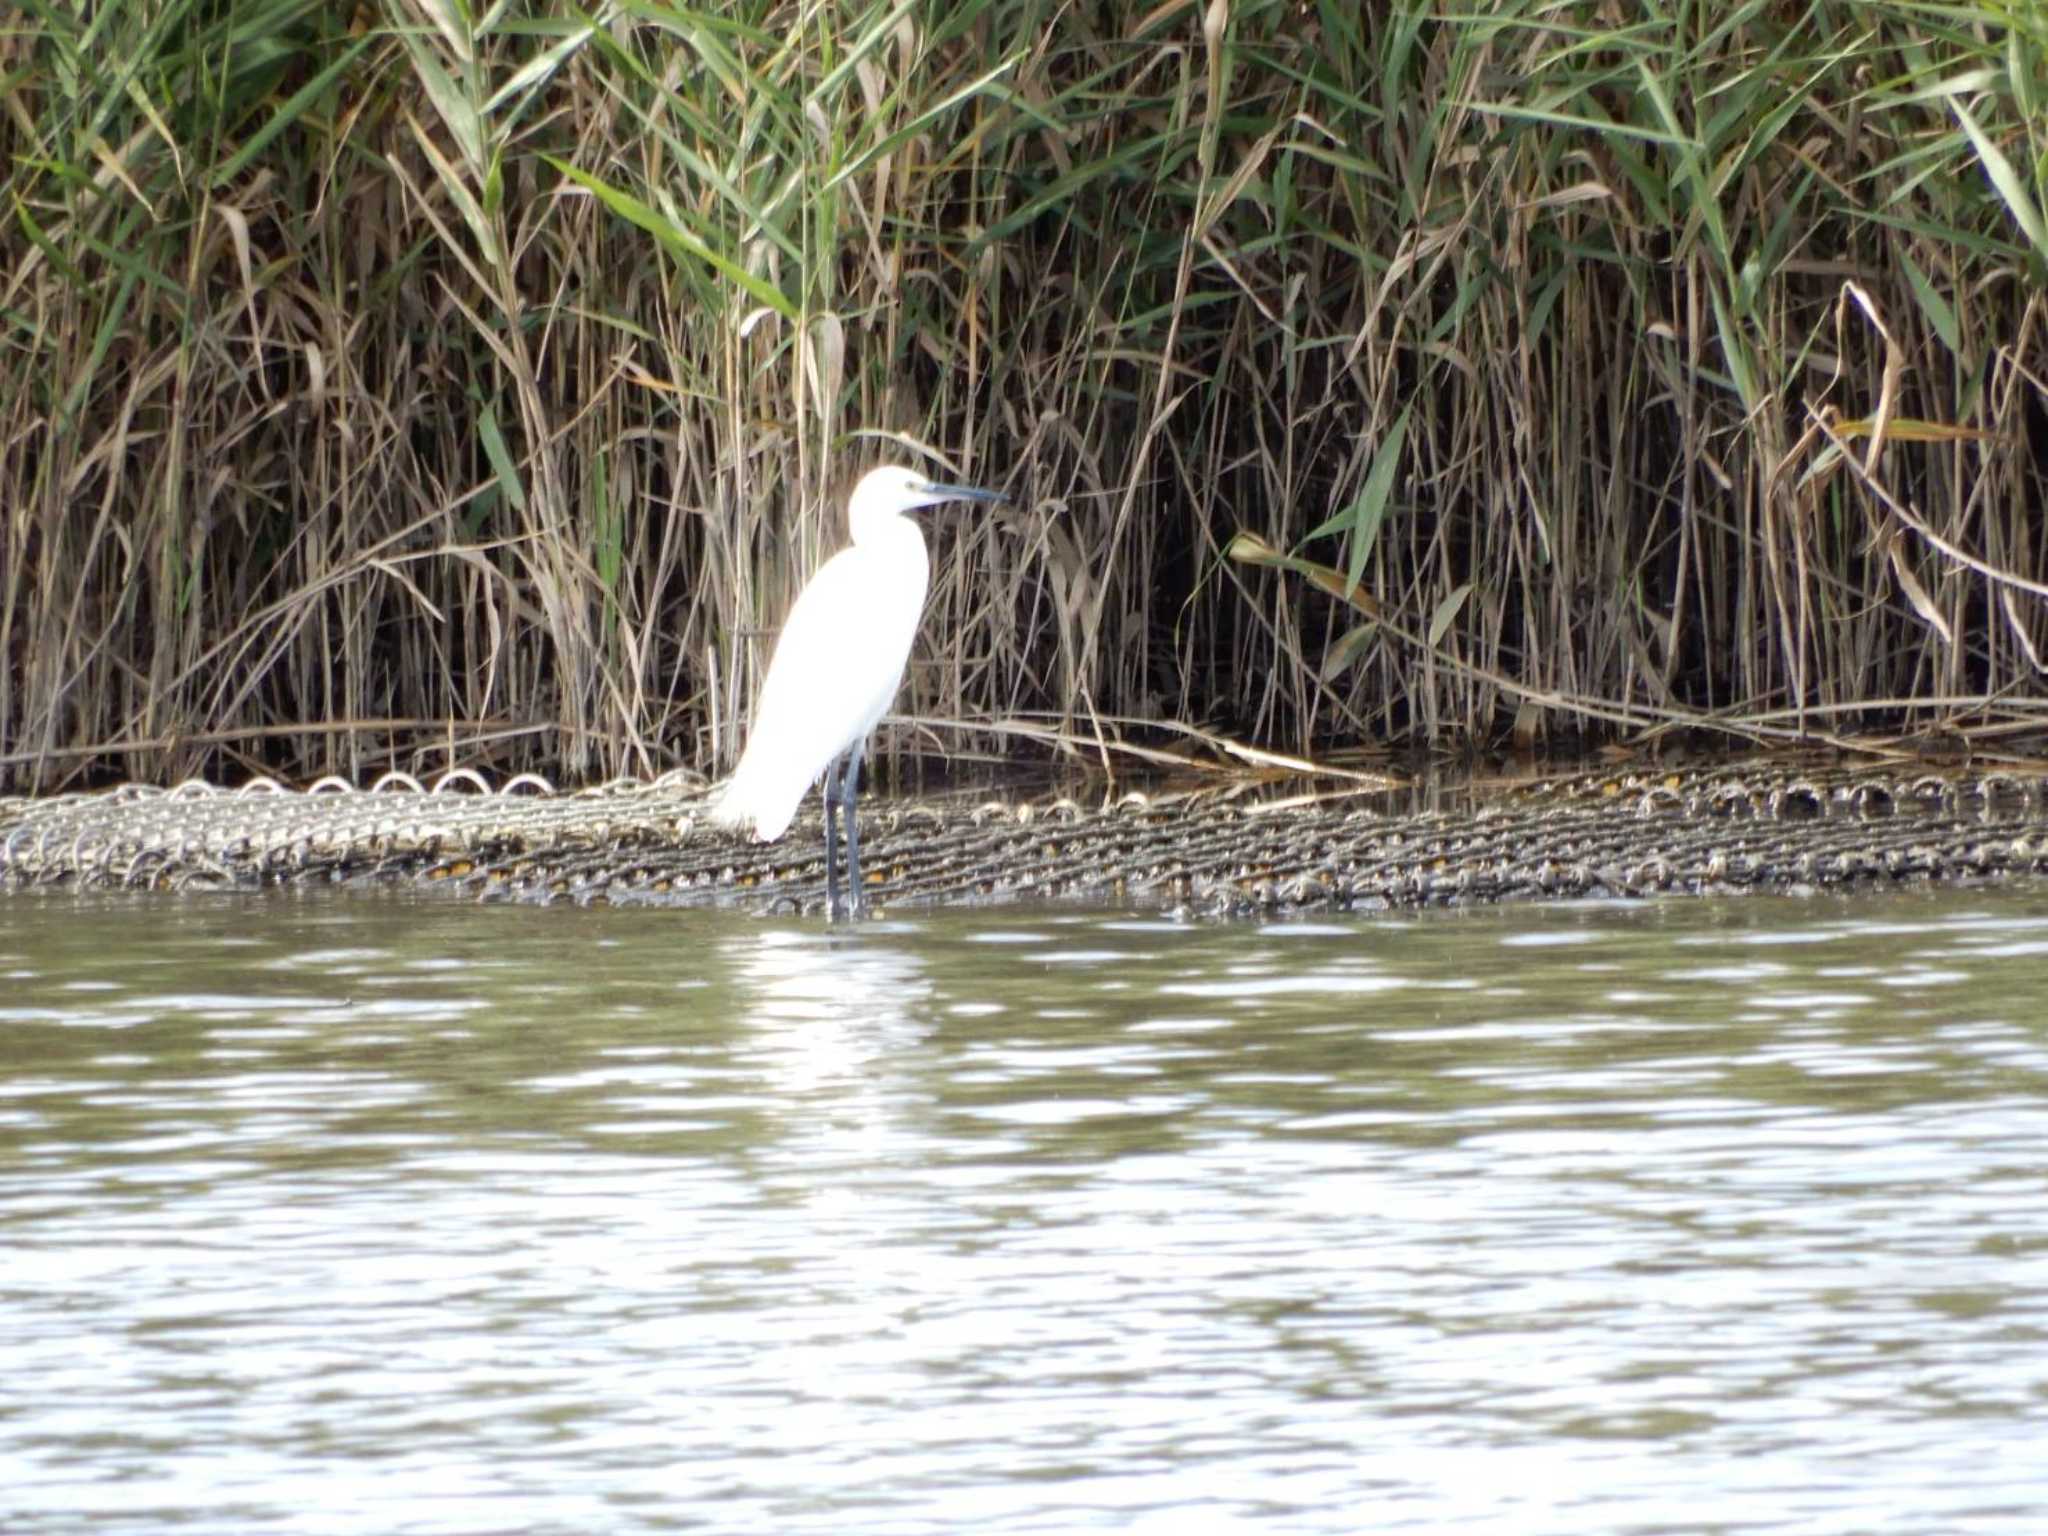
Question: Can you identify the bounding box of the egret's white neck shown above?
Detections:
[847,486,908,545]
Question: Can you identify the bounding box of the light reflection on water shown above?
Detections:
[3,887,2048,1534]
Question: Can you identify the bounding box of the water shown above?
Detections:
[4,886,2048,1535]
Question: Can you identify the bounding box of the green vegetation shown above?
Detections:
[3,0,2045,791]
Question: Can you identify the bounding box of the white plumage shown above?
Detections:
[710,464,1003,916]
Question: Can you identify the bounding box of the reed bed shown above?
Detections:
[2,0,2045,792]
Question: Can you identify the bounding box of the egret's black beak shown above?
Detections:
[921,480,1007,505]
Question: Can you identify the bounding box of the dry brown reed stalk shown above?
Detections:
[2,1,2046,796]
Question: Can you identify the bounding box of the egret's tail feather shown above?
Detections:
[706,759,806,842]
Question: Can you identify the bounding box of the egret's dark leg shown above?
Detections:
[841,739,867,918]
[821,752,845,920]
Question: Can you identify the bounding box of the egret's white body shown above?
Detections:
[710,465,1003,917]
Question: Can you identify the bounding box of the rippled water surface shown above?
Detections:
[5,886,2048,1535]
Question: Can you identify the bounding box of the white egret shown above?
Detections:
[709,464,1005,919]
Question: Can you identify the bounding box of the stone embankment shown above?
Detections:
[4,763,2047,915]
